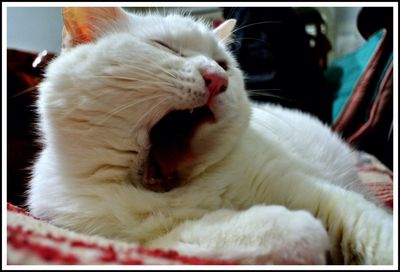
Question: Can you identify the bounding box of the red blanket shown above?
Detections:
[7,203,236,265]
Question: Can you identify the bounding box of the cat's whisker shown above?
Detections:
[99,94,167,125]
[247,90,299,103]
[224,7,237,21]
[86,75,152,82]
[12,85,40,98]
[69,94,168,148]
[57,93,163,128]
[234,37,272,45]
[98,55,177,82]
[87,75,171,86]
[108,79,176,92]
[124,62,178,80]
[73,74,179,100]
[232,20,282,35]
[119,66,165,79]
[97,59,171,80]
[230,39,243,49]
[85,73,186,96]
[128,98,169,135]
[144,59,178,79]
[123,82,177,91]
[49,82,175,125]
[221,20,282,43]
[247,88,283,92]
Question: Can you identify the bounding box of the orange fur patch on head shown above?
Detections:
[62,7,127,47]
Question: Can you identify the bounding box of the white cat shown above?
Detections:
[27,7,393,265]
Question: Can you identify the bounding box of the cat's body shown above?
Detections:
[28,8,393,265]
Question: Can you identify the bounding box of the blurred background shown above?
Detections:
[7,7,366,61]
[6,6,394,206]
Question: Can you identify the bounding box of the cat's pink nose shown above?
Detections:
[201,71,228,103]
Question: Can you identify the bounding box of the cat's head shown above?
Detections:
[39,7,251,192]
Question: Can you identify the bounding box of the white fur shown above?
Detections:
[28,9,392,265]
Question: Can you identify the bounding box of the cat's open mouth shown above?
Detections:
[143,106,216,192]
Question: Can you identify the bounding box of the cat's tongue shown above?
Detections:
[145,148,180,192]
[145,106,215,192]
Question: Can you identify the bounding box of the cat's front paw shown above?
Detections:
[227,205,330,265]
[148,205,330,265]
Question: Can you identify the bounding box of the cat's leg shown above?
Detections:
[282,179,393,264]
[146,205,330,265]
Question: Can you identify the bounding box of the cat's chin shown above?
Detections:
[141,105,216,192]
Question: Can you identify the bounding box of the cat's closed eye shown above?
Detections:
[150,40,228,71]
[151,40,182,56]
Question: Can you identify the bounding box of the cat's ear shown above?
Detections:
[62,7,128,48]
[213,19,236,41]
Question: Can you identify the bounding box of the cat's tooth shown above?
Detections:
[190,109,194,114]
[137,130,148,148]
